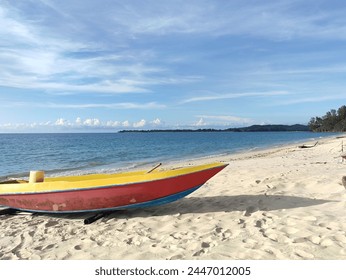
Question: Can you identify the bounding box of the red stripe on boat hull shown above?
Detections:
[0,165,226,213]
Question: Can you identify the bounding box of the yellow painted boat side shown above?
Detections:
[0,162,227,195]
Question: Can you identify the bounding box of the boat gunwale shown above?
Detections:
[0,163,228,196]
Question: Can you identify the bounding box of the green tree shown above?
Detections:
[309,105,346,132]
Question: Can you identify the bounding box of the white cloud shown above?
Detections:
[133,119,146,128]
[55,118,69,126]
[106,120,121,127]
[0,114,254,132]
[122,121,130,127]
[0,117,168,132]
[194,118,207,126]
[75,117,82,125]
[151,118,162,125]
[83,118,101,126]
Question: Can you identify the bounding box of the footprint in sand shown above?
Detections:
[266,233,279,242]
[281,227,299,235]
[320,238,334,247]
[169,254,185,260]
[44,244,55,250]
[340,248,346,255]
[222,229,233,239]
[244,206,258,217]
[214,226,223,234]
[293,237,307,243]
[300,216,317,222]
[294,249,314,259]
[45,220,60,228]
[255,218,270,229]
[212,226,237,241]
[242,238,258,248]
[334,233,346,244]
[308,235,321,245]
[201,242,211,248]
[193,249,206,257]
[74,245,83,250]
[17,248,32,259]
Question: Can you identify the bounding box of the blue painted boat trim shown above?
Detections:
[0,185,202,214]
[119,185,202,210]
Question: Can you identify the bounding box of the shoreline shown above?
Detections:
[0,131,339,180]
[160,133,339,169]
[1,134,346,260]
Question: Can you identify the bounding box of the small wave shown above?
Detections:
[42,160,159,178]
[87,161,104,167]
[0,171,29,181]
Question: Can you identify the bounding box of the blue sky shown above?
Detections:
[1,0,346,132]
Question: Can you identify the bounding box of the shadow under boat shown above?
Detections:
[1,194,334,224]
[105,194,335,219]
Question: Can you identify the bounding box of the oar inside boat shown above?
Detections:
[147,163,162,173]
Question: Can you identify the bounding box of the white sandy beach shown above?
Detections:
[1,135,346,260]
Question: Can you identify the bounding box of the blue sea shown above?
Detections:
[0,132,338,180]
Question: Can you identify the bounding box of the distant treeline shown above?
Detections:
[308,105,346,132]
[119,124,309,133]
[227,124,309,132]
[119,129,222,133]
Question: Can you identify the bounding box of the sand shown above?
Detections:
[1,135,346,260]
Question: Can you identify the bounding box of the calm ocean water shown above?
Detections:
[0,132,338,179]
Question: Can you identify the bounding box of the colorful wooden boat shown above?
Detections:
[0,162,228,213]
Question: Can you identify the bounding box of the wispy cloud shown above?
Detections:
[48,102,166,110]
[95,0,346,40]
[197,115,254,123]
[0,4,196,95]
[273,94,346,106]
[2,1,346,97]
[181,91,290,103]
[0,101,166,110]
[195,115,254,127]
[249,64,346,76]
[2,1,346,130]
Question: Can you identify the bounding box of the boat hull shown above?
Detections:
[0,163,227,213]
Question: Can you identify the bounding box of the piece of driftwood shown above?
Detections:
[83,210,126,225]
[298,141,318,149]
[0,208,18,215]
[0,179,28,184]
[84,212,108,225]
